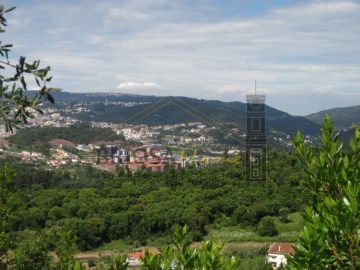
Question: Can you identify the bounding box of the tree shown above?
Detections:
[0,163,15,256]
[256,216,278,237]
[287,116,360,269]
[54,230,77,270]
[9,240,52,270]
[279,207,290,223]
[0,5,58,132]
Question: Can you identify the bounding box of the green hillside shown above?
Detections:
[305,105,360,129]
[47,92,320,136]
[6,124,124,152]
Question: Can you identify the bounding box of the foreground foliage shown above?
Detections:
[288,116,360,269]
[142,225,238,270]
[0,5,58,132]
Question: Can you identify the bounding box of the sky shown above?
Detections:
[2,0,360,116]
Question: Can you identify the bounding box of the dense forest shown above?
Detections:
[7,124,125,148]
[0,149,305,252]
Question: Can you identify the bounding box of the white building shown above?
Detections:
[266,242,295,269]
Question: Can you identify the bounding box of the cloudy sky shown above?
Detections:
[2,0,360,115]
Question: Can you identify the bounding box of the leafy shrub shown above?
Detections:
[256,216,278,236]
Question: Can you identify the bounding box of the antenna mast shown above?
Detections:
[255,80,257,95]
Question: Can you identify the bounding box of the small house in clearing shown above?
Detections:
[266,242,295,269]
[126,247,160,267]
[126,250,142,267]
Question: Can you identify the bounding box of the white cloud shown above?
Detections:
[2,0,360,114]
[116,81,161,89]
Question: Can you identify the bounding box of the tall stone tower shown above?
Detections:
[246,94,267,181]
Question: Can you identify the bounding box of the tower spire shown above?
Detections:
[255,80,257,95]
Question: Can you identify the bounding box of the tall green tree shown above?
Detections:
[9,240,52,270]
[288,116,360,269]
[0,5,58,132]
[0,163,15,255]
[54,230,77,270]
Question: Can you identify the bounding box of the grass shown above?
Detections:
[88,211,304,268]
[238,255,270,270]
[205,226,276,243]
[275,212,304,242]
[276,212,304,232]
[205,212,304,243]
[92,239,130,252]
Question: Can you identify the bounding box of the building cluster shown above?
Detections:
[0,107,81,136]
[27,108,81,128]
[47,148,81,168]
[97,145,181,172]
[20,151,45,163]
[120,121,213,145]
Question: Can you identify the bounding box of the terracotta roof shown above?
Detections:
[127,251,143,259]
[127,247,160,259]
[147,164,166,167]
[267,243,295,255]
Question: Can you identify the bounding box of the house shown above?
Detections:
[146,163,166,172]
[128,162,145,171]
[266,242,295,269]
[98,160,119,171]
[126,247,160,267]
[126,250,143,267]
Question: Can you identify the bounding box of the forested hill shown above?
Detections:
[0,150,305,251]
[43,91,320,136]
[7,124,124,148]
[305,105,360,129]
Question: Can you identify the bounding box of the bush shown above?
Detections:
[87,259,96,268]
[288,116,360,269]
[279,207,290,223]
[10,240,52,270]
[256,216,278,236]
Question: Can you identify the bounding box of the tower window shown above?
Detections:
[252,118,261,132]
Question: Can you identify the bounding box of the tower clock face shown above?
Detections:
[249,96,263,110]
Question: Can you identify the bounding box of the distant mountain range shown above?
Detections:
[305,105,360,129]
[48,92,320,138]
[31,91,359,148]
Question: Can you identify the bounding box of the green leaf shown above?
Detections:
[343,156,349,169]
[4,6,16,13]
[19,56,25,69]
[47,93,54,104]
[20,76,27,90]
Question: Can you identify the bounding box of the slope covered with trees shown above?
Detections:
[305,105,360,129]
[7,124,125,148]
[0,150,304,252]
[47,91,320,136]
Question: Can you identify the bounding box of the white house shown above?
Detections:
[266,242,295,269]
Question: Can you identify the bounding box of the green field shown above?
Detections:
[88,212,304,269]
[205,212,303,243]
[92,239,130,252]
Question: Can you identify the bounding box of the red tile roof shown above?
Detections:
[267,243,295,255]
[127,251,143,259]
[127,247,160,259]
